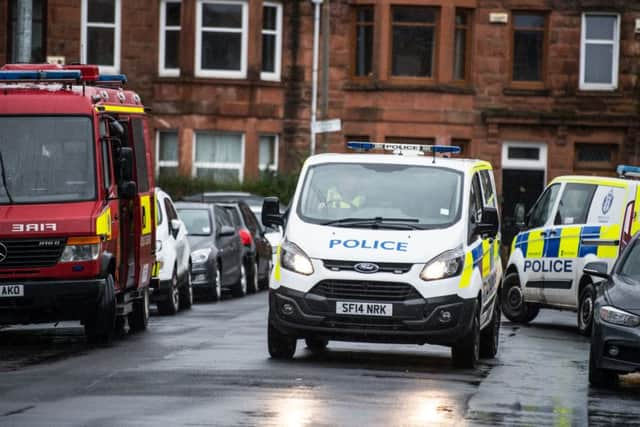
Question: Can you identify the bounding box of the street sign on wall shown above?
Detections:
[312,118,342,134]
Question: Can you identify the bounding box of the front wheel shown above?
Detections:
[452,305,480,369]
[232,264,247,298]
[85,274,116,344]
[248,261,259,294]
[589,346,618,388]
[128,286,149,332]
[157,271,180,315]
[501,272,540,324]
[578,283,596,336]
[268,323,296,360]
[179,272,193,310]
[480,297,501,359]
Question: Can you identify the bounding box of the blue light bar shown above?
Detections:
[0,70,81,81]
[97,74,128,84]
[347,141,462,155]
[617,165,640,177]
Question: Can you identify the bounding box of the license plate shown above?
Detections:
[0,284,24,297]
[336,301,392,317]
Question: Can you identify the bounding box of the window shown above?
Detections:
[193,132,244,182]
[196,0,248,79]
[575,143,617,171]
[159,0,181,76]
[259,135,278,172]
[132,119,150,193]
[352,6,374,78]
[468,173,484,243]
[261,2,282,81]
[554,184,596,225]
[8,0,46,63]
[479,170,496,208]
[391,7,438,78]
[157,131,179,177]
[81,0,121,73]
[453,9,471,82]
[511,13,546,84]
[580,13,620,91]
[528,183,560,229]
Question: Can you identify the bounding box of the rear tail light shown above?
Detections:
[239,228,253,246]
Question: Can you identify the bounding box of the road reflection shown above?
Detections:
[394,391,461,426]
[268,393,319,427]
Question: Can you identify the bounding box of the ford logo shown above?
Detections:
[354,262,380,274]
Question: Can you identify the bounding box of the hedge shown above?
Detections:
[156,171,299,204]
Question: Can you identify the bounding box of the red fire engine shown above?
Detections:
[0,63,155,343]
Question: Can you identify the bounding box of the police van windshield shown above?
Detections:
[0,116,96,204]
[298,162,463,229]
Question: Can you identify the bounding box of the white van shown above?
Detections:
[502,166,640,335]
[262,143,502,368]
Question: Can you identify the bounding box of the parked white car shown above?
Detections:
[151,188,193,315]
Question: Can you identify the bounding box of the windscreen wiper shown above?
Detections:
[321,217,421,229]
[0,150,14,204]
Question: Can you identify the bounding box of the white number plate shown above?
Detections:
[336,302,392,317]
[0,284,24,297]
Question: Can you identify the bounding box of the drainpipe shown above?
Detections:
[15,0,33,63]
[310,0,323,156]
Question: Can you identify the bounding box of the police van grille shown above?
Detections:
[310,280,420,302]
[323,260,412,274]
[322,316,406,331]
[0,239,66,269]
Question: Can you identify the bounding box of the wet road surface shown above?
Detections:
[1,291,640,426]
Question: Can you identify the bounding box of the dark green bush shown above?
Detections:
[156,171,299,204]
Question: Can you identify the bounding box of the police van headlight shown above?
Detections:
[420,248,464,281]
[280,240,314,276]
[599,306,640,327]
[60,237,101,263]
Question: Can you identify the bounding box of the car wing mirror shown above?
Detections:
[217,225,235,237]
[170,219,182,238]
[262,197,284,227]
[584,261,610,281]
[475,207,499,237]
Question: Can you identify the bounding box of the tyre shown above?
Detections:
[305,337,328,353]
[248,261,259,294]
[452,305,480,369]
[157,270,180,315]
[179,272,193,310]
[259,259,272,290]
[232,264,247,298]
[85,274,117,344]
[480,297,501,359]
[129,286,149,332]
[501,272,540,324]
[268,323,297,360]
[578,283,596,336]
[589,346,618,388]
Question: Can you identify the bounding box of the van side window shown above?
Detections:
[528,183,560,229]
[101,138,112,192]
[468,173,483,243]
[131,118,150,193]
[240,204,258,234]
[554,183,596,225]
[164,198,178,222]
[479,170,496,208]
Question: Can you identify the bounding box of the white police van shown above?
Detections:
[261,142,502,368]
[502,165,640,335]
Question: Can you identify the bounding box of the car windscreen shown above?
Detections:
[297,162,463,229]
[177,209,212,236]
[618,241,640,283]
[0,116,96,204]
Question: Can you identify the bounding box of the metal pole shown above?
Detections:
[320,0,330,153]
[15,0,33,63]
[310,0,323,156]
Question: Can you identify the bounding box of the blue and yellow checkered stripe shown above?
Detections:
[512,225,620,260]
[459,238,500,288]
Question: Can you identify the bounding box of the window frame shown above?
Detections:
[574,142,618,171]
[453,8,473,83]
[156,130,180,177]
[389,6,440,81]
[159,0,182,77]
[195,0,248,79]
[80,0,121,74]
[350,5,375,81]
[509,11,548,89]
[258,134,279,172]
[260,2,283,81]
[192,131,246,182]
[580,12,620,91]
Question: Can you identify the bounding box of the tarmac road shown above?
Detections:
[1,291,639,426]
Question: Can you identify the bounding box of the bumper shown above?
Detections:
[190,263,216,291]
[268,286,477,346]
[592,315,640,374]
[0,278,106,324]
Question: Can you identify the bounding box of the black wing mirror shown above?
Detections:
[262,197,284,227]
[584,261,610,281]
[475,207,499,237]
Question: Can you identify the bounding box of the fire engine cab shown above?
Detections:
[0,64,155,343]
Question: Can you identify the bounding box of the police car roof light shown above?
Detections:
[96,74,128,84]
[617,165,640,178]
[0,70,81,82]
[346,141,461,155]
